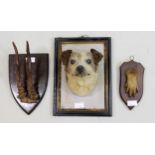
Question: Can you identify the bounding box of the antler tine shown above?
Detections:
[26,40,32,82]
[26,41,32,73]
[26,41,39,100]
[26,41,30,55]
[12,42,19,65]
[12,41,18,53]
[12,41,27,101]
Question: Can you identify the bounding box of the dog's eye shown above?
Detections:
[70,59,76,65]
[86,59,92,64]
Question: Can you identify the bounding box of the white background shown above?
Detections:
[0,0,155,155]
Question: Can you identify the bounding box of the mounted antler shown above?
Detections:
[12,42,27,101]
[10,41,48,114]
[26,41,39,101]
[12,41,39,103]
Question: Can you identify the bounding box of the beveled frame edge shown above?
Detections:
[53,37,112,116]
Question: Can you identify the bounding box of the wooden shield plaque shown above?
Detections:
[9,53,49,114]
[120,60,144,110]
[9,42,49,114]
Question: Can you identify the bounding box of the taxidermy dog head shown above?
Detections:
[62,49,103,96]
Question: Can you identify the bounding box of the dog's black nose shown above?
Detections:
[76,65,84,74]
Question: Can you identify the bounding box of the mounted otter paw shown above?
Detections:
[125,68,138,97]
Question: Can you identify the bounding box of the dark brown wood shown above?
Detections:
[120,60,144,110]
[9,53,49,114]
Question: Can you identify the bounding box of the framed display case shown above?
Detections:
[53,37,112,116]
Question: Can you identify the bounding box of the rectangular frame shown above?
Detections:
[53,37,112,116]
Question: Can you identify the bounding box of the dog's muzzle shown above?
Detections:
[76,65,85,74]
[75,65,90,76]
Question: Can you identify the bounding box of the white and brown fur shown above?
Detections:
[62,49,103,96]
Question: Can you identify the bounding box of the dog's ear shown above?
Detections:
[91,49,103,65]
[62,50,72,66]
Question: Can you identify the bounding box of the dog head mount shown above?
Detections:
[62,49,103,96]
[62,49,103,75]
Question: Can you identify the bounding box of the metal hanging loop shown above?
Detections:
[129,56,134,61]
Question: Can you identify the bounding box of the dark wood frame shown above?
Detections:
[53,37,112,116]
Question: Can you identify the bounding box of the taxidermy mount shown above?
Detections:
[62,49,103,96]
[9,41,49,114]
[125,68,138,97]
[13,41,39,103]
[120,58,144,110]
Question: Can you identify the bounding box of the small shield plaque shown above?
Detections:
[120,60,144,110]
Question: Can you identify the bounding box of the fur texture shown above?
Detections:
[62,49,103,96]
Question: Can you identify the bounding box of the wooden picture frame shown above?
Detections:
[53,37,112,116]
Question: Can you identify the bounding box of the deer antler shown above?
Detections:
[26,41,39,100]
[12,42,27,100]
